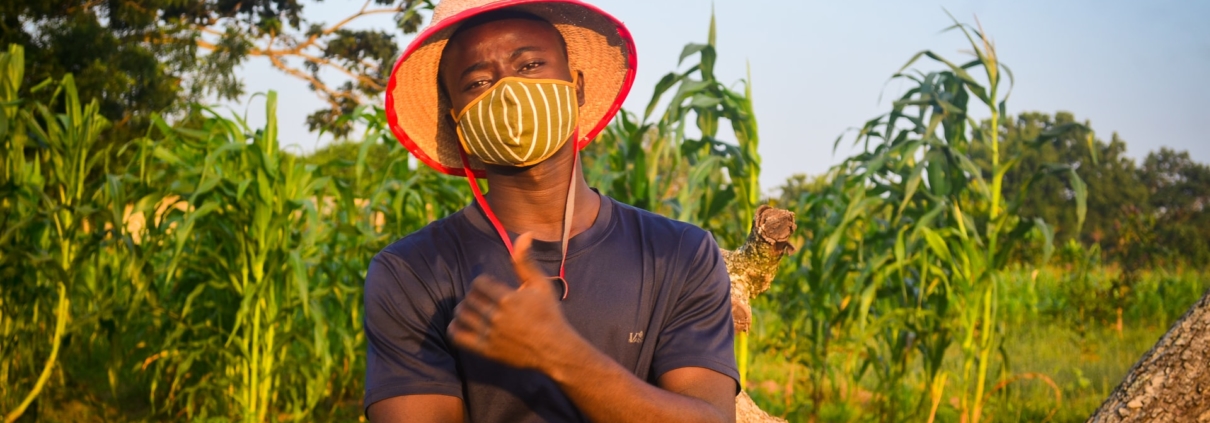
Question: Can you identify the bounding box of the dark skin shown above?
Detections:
[367,17,737,423]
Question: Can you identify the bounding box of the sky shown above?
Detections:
[224,0,1210,194]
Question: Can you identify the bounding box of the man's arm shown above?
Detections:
[364,357,733,423]
[544,334,736,422]
[363,251,466,423]
[366,395,463,423]
[446,234,736,423]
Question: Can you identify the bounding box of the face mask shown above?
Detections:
[452,76,580,167]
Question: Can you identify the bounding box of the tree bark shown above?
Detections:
[1087,289,1210,422]
[737,391,786,423]
[722,205,797,334]
[722,205,796,423]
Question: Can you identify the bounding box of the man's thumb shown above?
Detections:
[512,233,551,292]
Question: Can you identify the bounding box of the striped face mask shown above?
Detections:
[452,76,580,167]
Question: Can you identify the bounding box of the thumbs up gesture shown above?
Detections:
[448,233,573,370]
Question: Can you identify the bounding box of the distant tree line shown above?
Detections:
[781,111,1210,269]
[1000,112,1209,268]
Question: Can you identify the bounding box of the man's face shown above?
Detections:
[439,17,585,115]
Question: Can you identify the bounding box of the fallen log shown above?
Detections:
[722,205,796,423]
[1087,289,1210,422]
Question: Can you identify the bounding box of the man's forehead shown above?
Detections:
[448,16,564,51]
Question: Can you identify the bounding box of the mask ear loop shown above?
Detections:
[457,138,576,301]
[459,150,513,254]
[553,140,577,300]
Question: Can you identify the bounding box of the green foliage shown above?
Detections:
[583,12,760,249]
[749,266,1210,422]
[1,43,122,419]
[126,101,469,420]
[3,5,1209,421]
[748,266,1209,422]
[1137,148,1210,264]
[996,112,1145,249]
[1,0,180,142]
[0,11,761,417]
[0,39,469,419]
[755,16,1095,422]
[0,0,432,141]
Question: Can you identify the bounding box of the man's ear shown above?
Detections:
[575,70,586,107]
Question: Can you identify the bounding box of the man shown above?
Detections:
[364,1,738,421]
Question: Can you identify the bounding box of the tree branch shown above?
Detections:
[183,1,404,113]
[269,5,406,58]
[723,205,797,333]
[722,205,796,423]
[190,37,365,109]
[295,52,385,91]
[264,53,359,109]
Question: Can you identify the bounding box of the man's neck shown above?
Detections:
[482,142,601,242]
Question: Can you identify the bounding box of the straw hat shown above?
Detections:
[385,0,637,177]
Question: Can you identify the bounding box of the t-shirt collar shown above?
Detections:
[463,189,615,262]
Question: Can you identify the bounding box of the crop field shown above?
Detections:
[746,267,1208,422]
[2,12,1207,423]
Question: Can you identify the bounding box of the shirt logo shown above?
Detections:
[628,331,644,344]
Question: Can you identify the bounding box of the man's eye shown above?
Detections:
[466,80,489,91]
[521,61,544,72]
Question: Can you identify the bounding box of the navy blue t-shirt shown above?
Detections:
[363,194,739,422]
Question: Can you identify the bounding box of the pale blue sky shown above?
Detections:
[225,0,1210,193]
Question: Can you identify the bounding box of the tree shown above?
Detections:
[1138,148,1210,265]
[996,112,1150,252]
[0,0,429,141]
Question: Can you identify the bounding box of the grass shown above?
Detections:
[744,267,1208,422]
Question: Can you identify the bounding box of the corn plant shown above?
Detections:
[757,16,1089,422]
[581,12,763,387]
[0,6,1145,420]
[0,44,123,420]
[126,94,472,420]
[584,11,760,249]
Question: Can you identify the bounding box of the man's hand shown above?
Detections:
[445,233,734,423]
[446,233,573,370]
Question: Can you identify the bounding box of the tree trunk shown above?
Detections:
[1087,289,1210,422]
[722,205,796,423]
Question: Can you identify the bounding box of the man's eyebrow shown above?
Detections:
[456,46,547,80]
[459,61,492,80]
[510,46,544,60]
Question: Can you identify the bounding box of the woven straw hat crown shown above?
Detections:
[385,0,636,177]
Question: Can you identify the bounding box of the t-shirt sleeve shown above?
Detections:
[363,251,463,411]
[650,230,740,390]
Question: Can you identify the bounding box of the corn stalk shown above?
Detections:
[1,44,119,418]
[2,283,69,423]
[0,6,771,419]
[760,15,1091,421]
[583,12,765,394]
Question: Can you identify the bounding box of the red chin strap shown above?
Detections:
[457,140,578,301]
